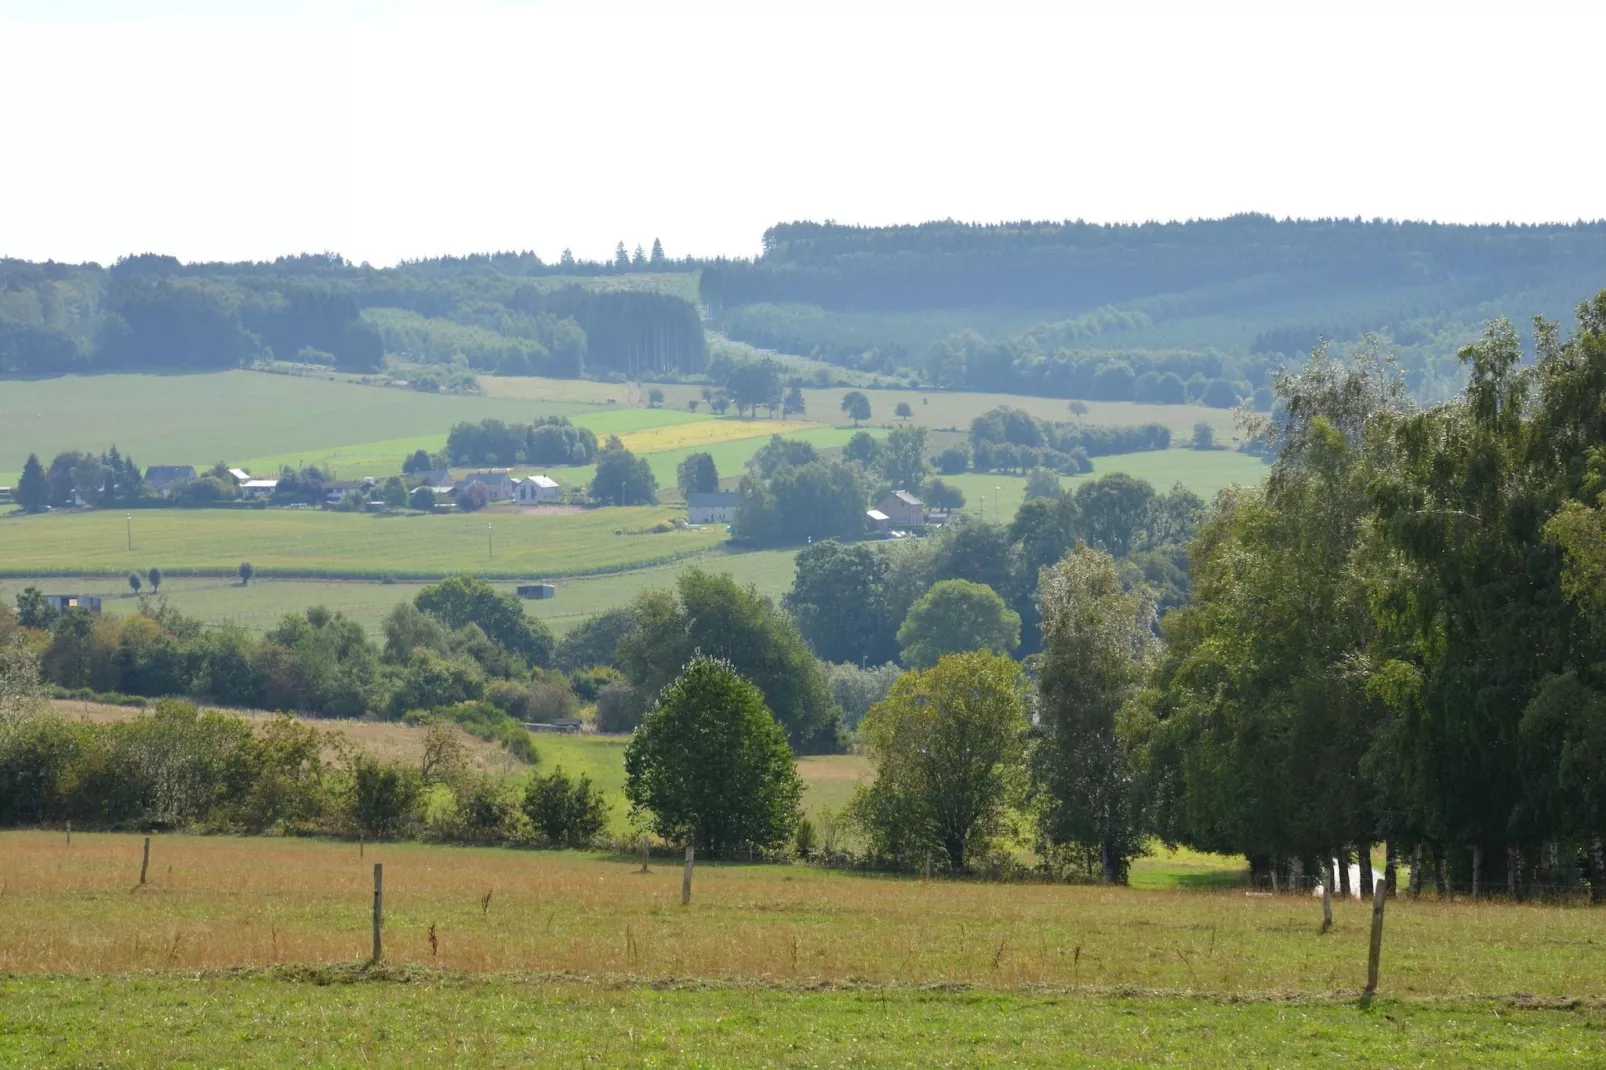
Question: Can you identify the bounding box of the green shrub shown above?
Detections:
[521,766,609,846]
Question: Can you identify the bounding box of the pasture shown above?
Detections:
[1,832,1601,1065]
[941,448,1268,520]
[0,506,722,580]
[0,547,800,635]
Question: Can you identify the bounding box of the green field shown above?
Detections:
[941,448,1267,521]
[0,506,722,580]
[0,371,588,485]
[8,972,1594,1067]
[0,546,800,635]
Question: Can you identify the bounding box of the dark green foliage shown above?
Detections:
[414,575,554,669]
[849,651,1028,871]
[747,435,818,478]
[700,217,1606,404]
[624,654,802,854]
[676,452,719,498]
[16,454,49,513]
[589,437,657,505]
[347,754,423,839]
[619,569,841,750]
[446,417,598,467]
[896,579,1021,668]
[785,541,902,666]
[522,767,609,846]
[840,391,871,425]
[732,461,867,547]
[969,406,1169,472]
[554,609,635,672]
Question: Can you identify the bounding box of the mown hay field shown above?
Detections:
[0,506,722,579]
[613,418,817,455]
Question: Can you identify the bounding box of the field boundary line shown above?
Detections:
[11,964,1599,1012]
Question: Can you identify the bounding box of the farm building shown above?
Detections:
[43,594,102,614]
[513,475,561,504]
[866,508,891,533]
[239,479,279,499]
[458,471,514,500]
[516,583,557,600]
[688,491,741,525]
[143,465,197,497]
[877,490,925,527]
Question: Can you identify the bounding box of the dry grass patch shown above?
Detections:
[614,419,817,454]
[3,832,1604,1003]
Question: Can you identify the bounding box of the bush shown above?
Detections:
[568,665,623,704]
[935,445,969,475]
[454,482,491,512]
[594,681,644,733]
[409,485,436,511]
[522,766,610,846]
[406,701,537,764]
[347,755,422,839]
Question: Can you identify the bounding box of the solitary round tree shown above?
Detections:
[840,391,871,427]
[897,578,1021,668]
[624,653,802,855]
[239,561,254,586]
[127,572,142,595]
[894,401,913,420]
[147,567,162,592]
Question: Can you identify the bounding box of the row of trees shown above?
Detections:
[443,416,599,467]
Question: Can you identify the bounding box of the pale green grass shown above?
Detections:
[0,547,800,636]
[0,507,722,579]
[0,371,591,484]
[236,407,706,480]
[941,449,1267,521]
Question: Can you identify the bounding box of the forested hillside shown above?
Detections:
[0,247,706,382]
[701,216,1606,402]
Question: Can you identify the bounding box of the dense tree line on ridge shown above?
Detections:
[0,248,706,381]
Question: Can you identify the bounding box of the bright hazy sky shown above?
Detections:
[1,0,1599,266]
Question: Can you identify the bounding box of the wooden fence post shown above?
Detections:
[1364,877,1386,997]
[139,836,150,885]
[65,820,71,847]
[681,844,695,906]
[639,836,650,874]
[371,863,384,964]
[359,834,364,859]
[1321,857,1334,933]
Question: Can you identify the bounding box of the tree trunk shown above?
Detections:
[1338,848,1353,898]
[1101,838,1123,885]
[1384,842,1398,897]
[1409,843,1423,898]
[1472,844,1482,899]
[1436,852,1449,898]
[946,836,965,874]
[1507,846,1519,901]
[1359,845,1375,899]
[1590,837,1606,904]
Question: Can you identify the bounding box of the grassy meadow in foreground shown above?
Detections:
[0,506,722,579]
[5,973,1597,1068]
[2,832,1601,1064]
[2,832,1604,999]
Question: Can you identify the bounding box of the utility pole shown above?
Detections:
[487,521,493,559]
[994,486,1000,518]
[125,512,132,552]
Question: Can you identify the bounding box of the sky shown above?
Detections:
[1,0,1600,266]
